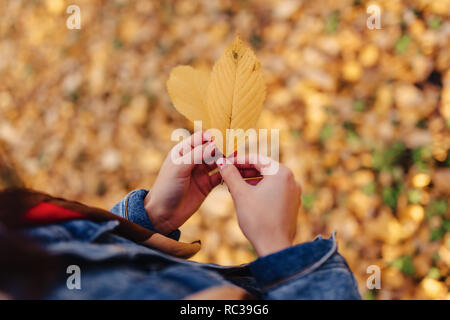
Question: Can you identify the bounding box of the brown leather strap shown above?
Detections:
[0,188,201,259]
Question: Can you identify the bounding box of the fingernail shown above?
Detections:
[216,157,225,169]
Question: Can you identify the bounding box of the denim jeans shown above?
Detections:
[21,189,361,299]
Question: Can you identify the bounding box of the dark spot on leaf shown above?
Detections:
[232,51,238,59]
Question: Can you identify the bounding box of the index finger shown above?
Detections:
[174,130,212,157]
[230,154,280,177]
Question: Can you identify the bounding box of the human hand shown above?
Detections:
[216,155,301,256]
[144,131,260,235]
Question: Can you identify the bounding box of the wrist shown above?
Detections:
[144,192,174,235]
[253,236,292,257]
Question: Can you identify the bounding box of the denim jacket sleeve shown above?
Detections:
[248,232,361,299]
[109,189,181,241]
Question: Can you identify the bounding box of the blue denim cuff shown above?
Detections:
[248,233,337,288]
[110,189,181,241]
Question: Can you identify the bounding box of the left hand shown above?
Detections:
[144,131,259,235]
[217,155,301,256]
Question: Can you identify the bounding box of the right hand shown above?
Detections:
[145,131,260,235]
[216,155,301,257]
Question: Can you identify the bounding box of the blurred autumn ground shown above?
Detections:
[0,0,449,299]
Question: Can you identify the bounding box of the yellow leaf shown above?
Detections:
[207,35,266,155]
[166,36,266,156]
[166,65,210,127]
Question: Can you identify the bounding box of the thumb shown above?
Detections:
[216,158,248,197]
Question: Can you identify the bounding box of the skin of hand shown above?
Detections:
[216,154,301,257]
[144,131,260,235]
